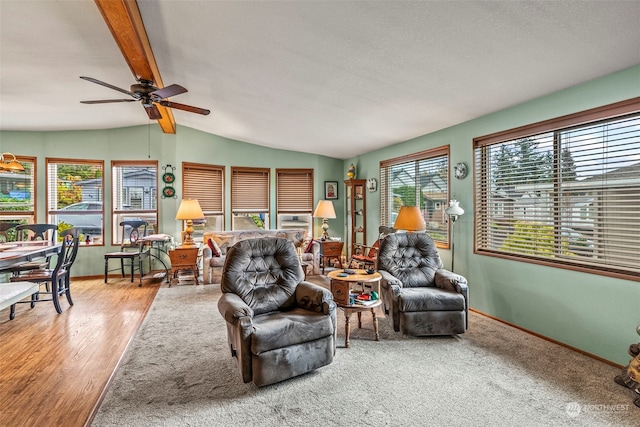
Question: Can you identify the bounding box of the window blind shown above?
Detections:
[276,169,313,213]
[183,162,224,214]
[380,146,450,245]
[231,167,269,213]
[474,97,640,280]
[0,156,36,219]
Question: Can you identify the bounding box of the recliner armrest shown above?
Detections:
[295,281,336,315]
[378,270,404,288]
[435,269,468,294]
[218,293,254,324]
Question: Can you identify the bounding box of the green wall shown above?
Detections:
[1,65,638,365]
[0,125,344,278]
[345,64,640,365]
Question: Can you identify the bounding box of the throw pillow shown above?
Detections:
[207,238,221,257]
[304,238,314,253]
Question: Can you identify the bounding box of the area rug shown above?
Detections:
[92,277,640,426]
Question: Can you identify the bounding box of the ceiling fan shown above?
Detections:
[80,76,210,120]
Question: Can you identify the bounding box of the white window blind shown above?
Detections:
[46,158,104,243]
[474,98,640,280]
[111,161,158,242]
[0,156,36,224]
[380,146,450,245]
[231,167,269,213]
[276,169,313,213]
[183,162,224,214]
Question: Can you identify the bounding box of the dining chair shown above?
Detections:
[9,228,80,314]
[104,220,148,283]
[0,222,21,242]
[4,224,59,275]
[15,223,58,242]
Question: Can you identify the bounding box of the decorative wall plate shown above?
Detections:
[162,186,176,198]
[162,172,175,183]
[454,162,468,180]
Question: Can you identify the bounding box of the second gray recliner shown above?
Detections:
[377,232,468,336]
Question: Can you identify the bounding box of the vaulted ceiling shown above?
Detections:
[1,1,639,159]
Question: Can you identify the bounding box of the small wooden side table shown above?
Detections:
[327,269,382,348]
[168,246,200,285]
[316,240,344,274]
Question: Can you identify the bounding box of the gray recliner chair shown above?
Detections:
[377,232,468,336]
[217,237,337,386]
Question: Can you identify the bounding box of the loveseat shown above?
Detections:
[202,228,320,284]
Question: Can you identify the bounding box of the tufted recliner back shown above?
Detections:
[377,232,443,288]
[221,237,304,315]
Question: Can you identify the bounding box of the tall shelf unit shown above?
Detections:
[345,179,366,259]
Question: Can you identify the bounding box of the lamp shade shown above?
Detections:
[175,199,205,220]
[313,200,336,219]
[393,206,426,232]
[445,200,464,217]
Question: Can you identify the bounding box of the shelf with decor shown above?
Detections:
[345,179,366,260]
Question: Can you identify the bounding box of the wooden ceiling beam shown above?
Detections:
[93,0,176,134]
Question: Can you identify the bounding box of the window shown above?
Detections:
[474,98,640,280]
[112,161,157,244]
[0,156,36,239]
[380,146,450,246]
[47,158,104,244]
[276,168,313,234]
[183,162,225,240]
[231,167,269,230]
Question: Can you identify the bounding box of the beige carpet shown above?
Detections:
[92,276,640,426]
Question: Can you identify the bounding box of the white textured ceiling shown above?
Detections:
[1,1,639,159]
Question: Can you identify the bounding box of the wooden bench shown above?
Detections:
[0,281,39,320]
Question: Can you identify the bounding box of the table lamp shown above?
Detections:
[175,199,204,246]
[393,206,426,232]
[445,200,464,271]
[313,200,336,240]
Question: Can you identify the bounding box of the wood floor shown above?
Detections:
[0,277,160,427]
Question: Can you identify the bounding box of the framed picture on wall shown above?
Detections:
[324,181,338,200]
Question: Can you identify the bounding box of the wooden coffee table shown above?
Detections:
[327,269,382,348]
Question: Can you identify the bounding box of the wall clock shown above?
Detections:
[454,162,468,180]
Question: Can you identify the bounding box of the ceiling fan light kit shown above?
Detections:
[80,76,210,121]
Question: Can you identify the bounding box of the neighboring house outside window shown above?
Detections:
[0,156,36,240]
[380,146,450,247]
[474,98,640,280]
[276,168,314,235]
[47,158,104,244]
[231,167,269,230]
[111,161,157,244]
[182,162,225,241]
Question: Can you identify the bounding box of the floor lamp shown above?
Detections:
[445,200,464,272]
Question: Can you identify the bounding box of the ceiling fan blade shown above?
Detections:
[158,100,211,116]
[144,104,163,120]
[80,99,136,104]
[151,84,187,99]
[80,76,135,97]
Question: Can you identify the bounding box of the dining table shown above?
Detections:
[0,240,62,271]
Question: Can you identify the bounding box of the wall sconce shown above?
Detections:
[0,153,25,172]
